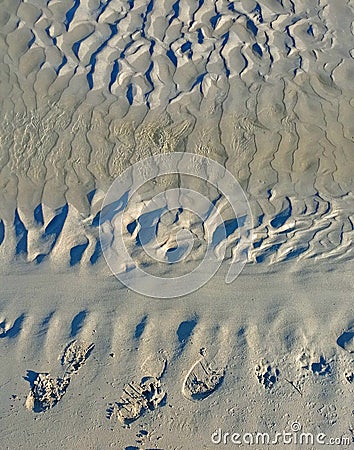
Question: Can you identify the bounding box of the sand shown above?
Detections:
[0,0,353,449]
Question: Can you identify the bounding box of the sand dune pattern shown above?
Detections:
[0,0,353,269]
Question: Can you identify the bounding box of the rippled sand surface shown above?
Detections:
[0,1,353,449]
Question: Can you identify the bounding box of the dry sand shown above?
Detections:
[0,0,354,449]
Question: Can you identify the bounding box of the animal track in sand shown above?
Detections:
[25,340,94,413]
[182,350,225,401]
[298,350,331,376]
[310,356,331,376]
[318,404,338,426]
[255,360,280,389]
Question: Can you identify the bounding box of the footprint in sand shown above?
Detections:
[107,377,166,425]
[255,360,280,389]
[182,349,225,401]
[25,340,94,413]
[107,350,167,425]
[61,340,95,374]
[24,372,70,413]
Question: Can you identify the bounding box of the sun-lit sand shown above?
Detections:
[0,0,353,448]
